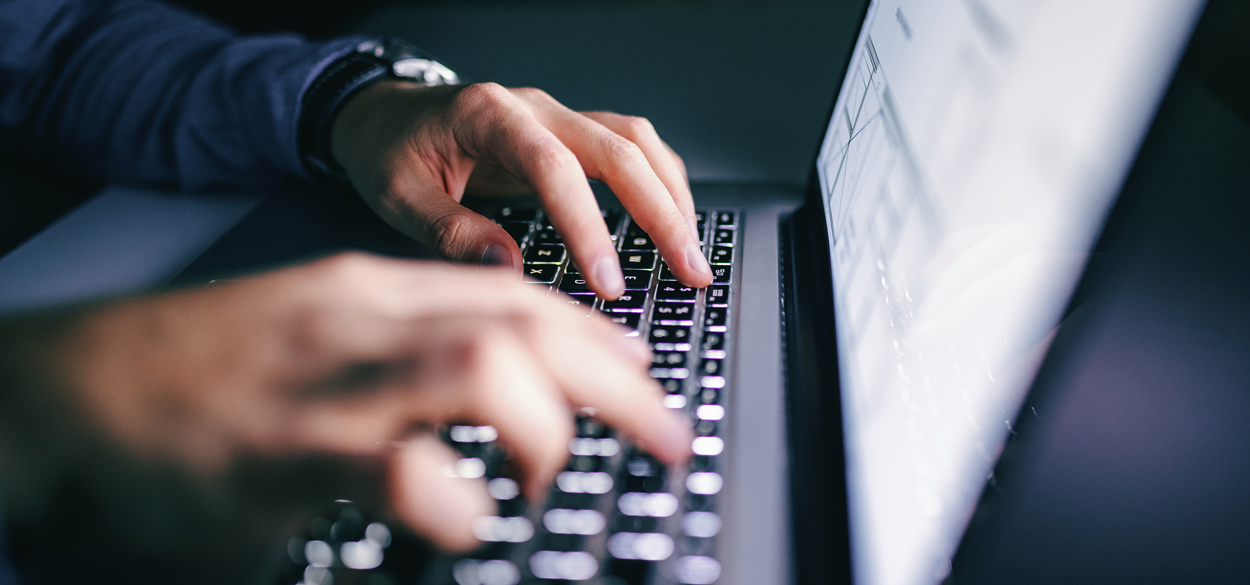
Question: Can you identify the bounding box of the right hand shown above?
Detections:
[0,253,691,581]
[331,81,714,298]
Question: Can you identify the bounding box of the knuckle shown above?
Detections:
[530,140,579,171]
[511,86,552,103]
[620,115,656,139]
[603,134,647,167]
[316,252,377,283]
[429,212,475,258]
[458,82,511,110]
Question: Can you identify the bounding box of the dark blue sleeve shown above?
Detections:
[0,0,366,193]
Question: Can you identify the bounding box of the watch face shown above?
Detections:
[392,58,459,85]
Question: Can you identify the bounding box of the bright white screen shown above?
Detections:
[816,2,1203,584]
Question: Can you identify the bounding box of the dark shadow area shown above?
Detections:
[0,163,96,258]
[952,47,1250,585]
[1182,0,1250,125]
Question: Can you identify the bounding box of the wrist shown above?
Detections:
[298,38,459,186]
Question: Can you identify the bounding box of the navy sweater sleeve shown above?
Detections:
[0,0,367,193]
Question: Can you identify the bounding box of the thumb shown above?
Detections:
[389,432,494,552]
[402,195,521,270]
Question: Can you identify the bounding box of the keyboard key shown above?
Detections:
[681,512,721,540]
[695,419,718,437]
[652,304,694,326]
[663,394,688,409]
[472,515,535,542]
[652,352,687,366]
[686,472,723,495]
[675,555,721,584]
[700,359,724,376]
[525,244,566,264]
[621,270,652,290]
[563,293,596,315]
[530,550,598,580]
[711,265,731,284]
[617,492,679,518]
[652,342,693,352]
[658,263,678,281]
[607,532,675,562]
[495,206,537,222]
[712,229,734,246]
[524,263,559,284]
[606,313,641,331]
[696,404,725,421]
[544,508,606,535]
[691,436,723,456]
[697,388,720,404]
[703,308,727,331]
[576,417,607,438]
[532,228,564,244]
[700,376,725,389]
[619,250,657,270]
[500,220,531,244]
[659,379,683,394]
[603,292,646,312]
[559,275,592,293]
[648,367,690,379]
[620,231,656,251]
[649,326,692,345]
[656,283,698,301]
[714,211,736,229]
[706,286,729,307]
[555,470,613,493]
[702,331,725,351]
[709,245,732,265]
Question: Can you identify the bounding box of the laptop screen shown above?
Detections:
[815,1,1204,584]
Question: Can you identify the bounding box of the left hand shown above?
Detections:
[330,81,715,299]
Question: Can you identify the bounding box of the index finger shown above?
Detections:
[517,95,713,288]
[454,84,626,299]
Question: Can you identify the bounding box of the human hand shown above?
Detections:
[0,254,691,581]
[330,81,714,299]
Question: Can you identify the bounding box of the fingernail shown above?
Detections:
[481,244,512,268]
[685,243,712,280]
[593,255,625,298]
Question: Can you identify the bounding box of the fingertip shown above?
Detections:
[390,434,494,552]
[683,243,714,288]
[643,408,694,466]
[591,255,626,299]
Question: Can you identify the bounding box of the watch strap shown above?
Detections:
[298,49,391,184]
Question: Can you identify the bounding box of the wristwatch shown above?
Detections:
[299,37,461,183]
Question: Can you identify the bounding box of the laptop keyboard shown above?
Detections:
[441,206,737,585]
[280,207,738,585]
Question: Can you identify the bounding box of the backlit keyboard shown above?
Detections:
[280,207,738,585]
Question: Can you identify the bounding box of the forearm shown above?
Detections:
[0,0,363,192]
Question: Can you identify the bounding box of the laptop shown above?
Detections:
[0,0,1208,583]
